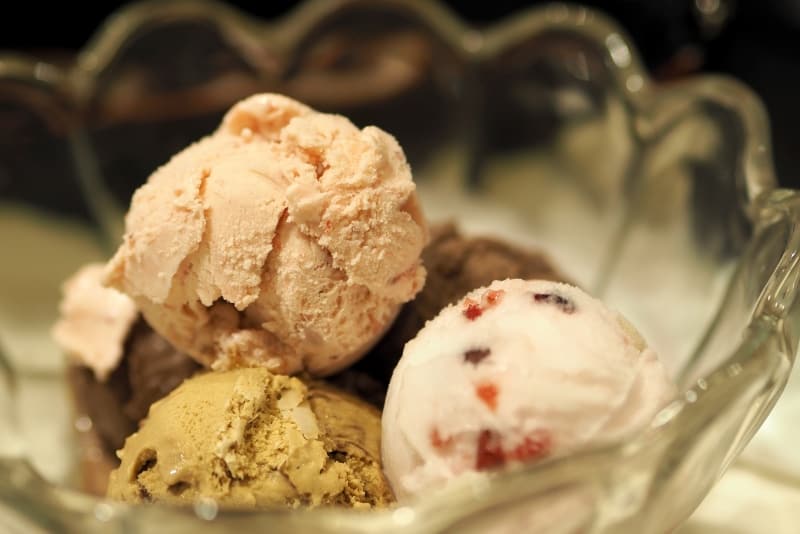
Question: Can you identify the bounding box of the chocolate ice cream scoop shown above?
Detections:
[67,321,200,495]
[354,223,570,385]
[123,323,201,424]
[67,321,205,450]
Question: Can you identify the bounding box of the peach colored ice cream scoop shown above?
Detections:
[104,93,428,376]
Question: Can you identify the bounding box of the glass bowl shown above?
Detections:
[0,1,797,532]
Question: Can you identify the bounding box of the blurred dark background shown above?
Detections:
[1,0,798,187]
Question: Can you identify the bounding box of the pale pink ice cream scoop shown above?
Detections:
[52,263,138,381]
[381,279,675,499]
[104,93,428,376]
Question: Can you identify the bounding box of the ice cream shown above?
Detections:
[104,93,428,376]
[107,367,393,508]
[68,324,202,496]
[61,222,564,490]
[52,263,139,381]
[67,321,201,456]
[356,223,570,384]
[52,264,199,449]
[381,279,675,499]
[52,263,201,494]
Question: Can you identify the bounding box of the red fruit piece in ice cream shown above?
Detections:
[508,430,552,463]
[475,429,505,470]
[463,298,483,320]
[475,382,499,411]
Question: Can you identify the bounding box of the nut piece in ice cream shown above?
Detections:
[381,279,675,499]
[107,368,393,509]
[104,93,428,376]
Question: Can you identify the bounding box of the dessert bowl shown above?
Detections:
[0,0,798,532]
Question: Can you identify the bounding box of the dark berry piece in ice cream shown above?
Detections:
[532,292,575,313]
[464,348,491,365]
